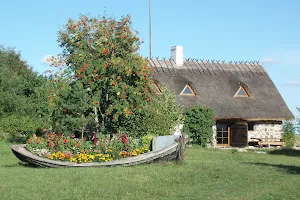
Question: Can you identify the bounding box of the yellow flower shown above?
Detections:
[132,151,137,156]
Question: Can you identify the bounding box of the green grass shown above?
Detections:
[1,142,300,200]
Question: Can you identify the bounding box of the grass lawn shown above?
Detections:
[1,142,300,200]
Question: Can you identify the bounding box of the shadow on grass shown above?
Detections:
[3,162,39,168]
[245,162,300,175]
[268,148,300,157]
[7,136,27,144]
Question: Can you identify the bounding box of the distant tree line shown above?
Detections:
[0,46,49,141]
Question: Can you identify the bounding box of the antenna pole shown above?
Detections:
[149,0,152,58]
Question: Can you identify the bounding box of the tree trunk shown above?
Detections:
[94,106,102,137]
[81,114,85,141]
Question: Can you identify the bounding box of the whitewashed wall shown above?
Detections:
[248,122,283,141]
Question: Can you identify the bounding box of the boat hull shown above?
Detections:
[10,136,187,168]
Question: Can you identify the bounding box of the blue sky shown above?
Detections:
[1,0,299,119]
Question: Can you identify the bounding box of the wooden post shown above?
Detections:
[177,135,188,161]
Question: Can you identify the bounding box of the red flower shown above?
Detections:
[63,139,68,144]
[121,135,129,144]
[93,132,98,145]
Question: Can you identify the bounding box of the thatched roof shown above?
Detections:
[148,59,294,120]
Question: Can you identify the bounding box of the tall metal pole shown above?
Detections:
[149,0,152,58]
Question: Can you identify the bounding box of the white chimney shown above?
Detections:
[170,45,184,66]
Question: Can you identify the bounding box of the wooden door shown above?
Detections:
[230,124,248,147]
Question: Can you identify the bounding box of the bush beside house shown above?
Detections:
[183,105,215,147]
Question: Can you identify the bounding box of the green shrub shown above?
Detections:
[144,85,184,136]
[141,134,154,149]
[283,121,296,147]
[183,105,215,147]
[116,85,184,137]
[0,115,41,141]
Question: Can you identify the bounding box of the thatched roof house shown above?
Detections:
[148,46,294,147]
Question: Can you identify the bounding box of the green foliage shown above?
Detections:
[183,105,215,147]
[141,134,154,147]
[0,46,48,140]
[145,86,184,136]
[0,115,40,139]
[116,85,184,137]
[45,14,154,136]
[283,121,296,147]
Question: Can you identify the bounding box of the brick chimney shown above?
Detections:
[170,45,183,66]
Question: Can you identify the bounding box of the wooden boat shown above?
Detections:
[10,135,187,168]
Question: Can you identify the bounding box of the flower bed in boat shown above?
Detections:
[26,133,150,163]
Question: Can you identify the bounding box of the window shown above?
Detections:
[216,124,230,146]
[234,86,249,97]
[248,122,254,131]
[180,85,195,96]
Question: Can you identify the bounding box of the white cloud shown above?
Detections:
[260,57,278,64]
[260,50,300,66]
[42,55,54,65]
[284,78,300,86]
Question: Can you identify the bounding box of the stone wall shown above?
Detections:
[248,121,283,141]
[212,125,217,147]
[212,121,283,147]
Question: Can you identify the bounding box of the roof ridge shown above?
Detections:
[147,58,267,77]
[146,57,260,65]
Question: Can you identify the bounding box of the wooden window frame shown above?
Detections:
[180,85,195,96]
[234,86,249,98]
[216,127,231,146]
